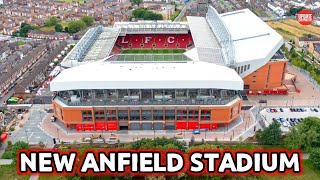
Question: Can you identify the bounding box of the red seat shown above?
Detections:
[115,33,194,49]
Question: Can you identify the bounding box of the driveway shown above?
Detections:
[10,109,52,146]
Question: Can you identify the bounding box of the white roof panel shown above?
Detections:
[187,16,220,48]
[220,9,284,64]
[50,62,243,91]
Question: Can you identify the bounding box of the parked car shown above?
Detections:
[259,100,267,103]
[192,130,201,134]
[174,133,183,139]
[280,108,284,112]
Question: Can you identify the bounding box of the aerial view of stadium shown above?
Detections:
[3,0,320,178]
[51,6,286,131]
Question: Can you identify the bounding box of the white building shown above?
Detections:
[267,3,285,17]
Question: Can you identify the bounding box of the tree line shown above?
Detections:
[257,116,320,170]
[131,8,163,20]
[13,16,94,37]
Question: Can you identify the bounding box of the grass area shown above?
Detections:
[39,21,69,32]
[181,17,187,22]
[117,54,187,61]
[259,160,320,180]
[0,165,29,180]
[38,176,68,180]
[267,19,320,40]
[16,41,26,46]
[121,49,186,54]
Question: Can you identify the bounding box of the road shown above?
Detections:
[174,1,192,22]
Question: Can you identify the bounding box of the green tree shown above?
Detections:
[286,6,305,16]
[257,121,282,145]
[131,137,187,151]
[64,26,69,32]
[310,148,320,169]
[68,20,87,33]
[131,0,142,5]
[55,24,63,32]
[19,23,35,37]
[81,16,94,26]
[45,16,58,26]
[2,141,29,164]
[132,8,163,20]
[284,117,320,150]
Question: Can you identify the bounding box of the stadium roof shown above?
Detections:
[220,9,283,64]
[60,26,120,68]
[114,21,189,35]
[187,7,283,68]
[50,61,244,91]
[186,16,225,65]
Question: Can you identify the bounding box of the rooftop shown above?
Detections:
[50,61,244,92]
[114,21,189,35]
[220,9,283,64]
[60,26,120,68]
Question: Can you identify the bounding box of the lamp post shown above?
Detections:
[57,128,60,142]
[205,130,207,140]
[25,130,28,143]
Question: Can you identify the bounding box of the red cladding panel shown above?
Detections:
[200,123,211,130]
[188,122,199,130]
[176,122,187,130]
[107,122,118,130]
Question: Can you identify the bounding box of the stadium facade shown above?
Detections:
[50,7,287,131]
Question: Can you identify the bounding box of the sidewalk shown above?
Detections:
[0,159,12,165]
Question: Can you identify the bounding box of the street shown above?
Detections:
[174,1,192,22]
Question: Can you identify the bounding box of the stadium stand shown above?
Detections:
[116,34,193,49]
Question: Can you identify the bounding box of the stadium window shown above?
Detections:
[244,65,247,72]
[94,110,105,121]
[240,66,244,73]
[252,81,256,83]
[237,67,240,73]
[253,76,256,78]
[200,110,210,121]
[248,64,250,70]
[82,110,93,122]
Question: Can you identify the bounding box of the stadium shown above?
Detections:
[50,6,286,131]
